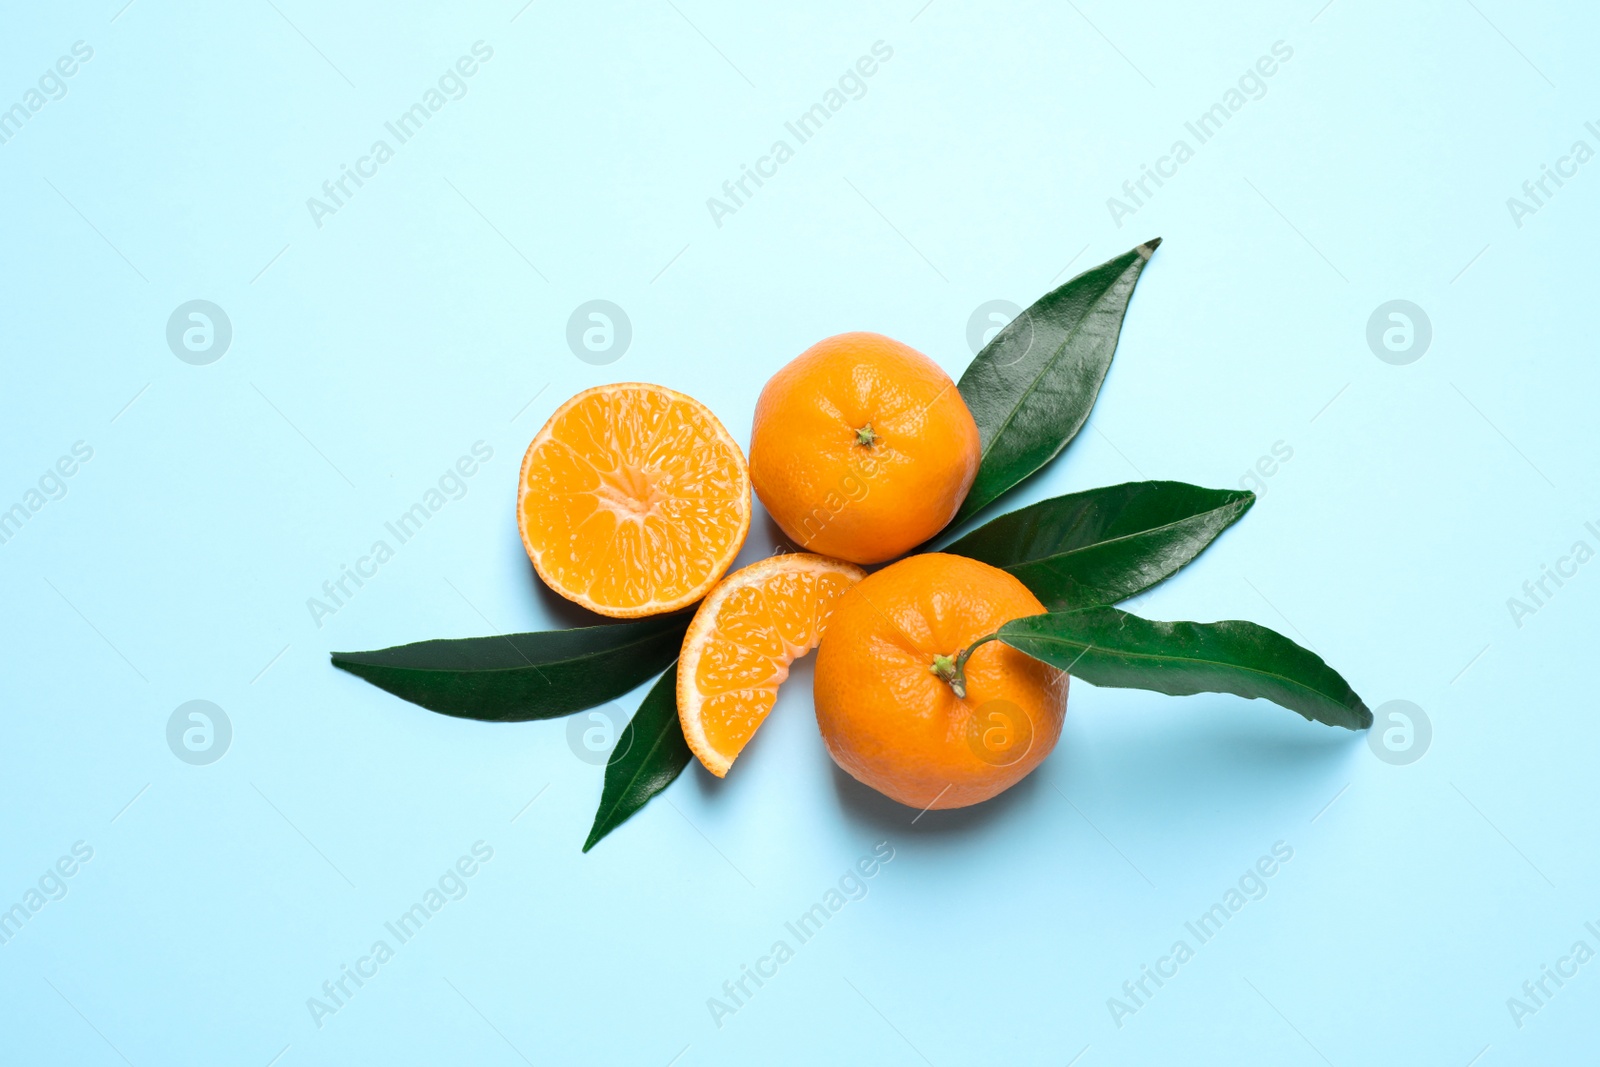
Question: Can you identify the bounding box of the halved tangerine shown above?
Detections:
[518,383,751,618]
[678,552,866,776]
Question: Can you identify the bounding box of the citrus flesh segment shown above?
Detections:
[678,553,866,776]
[518,383,751,618]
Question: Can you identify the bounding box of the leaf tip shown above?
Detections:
[1138,237,1163,259]
[1352,701,1373,730]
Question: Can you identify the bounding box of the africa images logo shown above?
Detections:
[305,42,494,229]
[1107,841,1294,1028]
[306,841,494,1029]
[706,842,895,1029]
[0,441,93,549]
[0,41,94,148]
[705,41,894,229]
[306,441,493,628]
[1105,41,1293,228]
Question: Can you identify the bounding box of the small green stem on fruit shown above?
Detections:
[854,423,879,448]
[929,654,962,697]
[930,633,1000,700]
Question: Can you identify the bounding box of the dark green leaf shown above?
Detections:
[584,667,692,852]
[331,614,689,722]
[953,239,1161,525]
[943,481,1254,610]
[997,607,1370,730]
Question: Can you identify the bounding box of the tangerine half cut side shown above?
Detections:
[517,383,751,618]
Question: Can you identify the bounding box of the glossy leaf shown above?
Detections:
[331,614,689,722]
[584,666,692,852]
[943,481,1254,609]
[953,239,1160,525]
[997,607,1371,730]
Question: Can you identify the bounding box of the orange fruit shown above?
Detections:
[679,552,866,776]
[517,383,750,618]
[813,553,1067,809]
[749,332,981,566]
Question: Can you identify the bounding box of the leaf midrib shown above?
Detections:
[586,680,683,850]
[333,628,678,677]
[1004,628,1351,708]
[1002,498,1246,570]
[973,258,1134,478]
[598,719,675,824]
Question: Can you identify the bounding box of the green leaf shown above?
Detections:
[584,666,692,852]
[953,239,1161,526]
[997,607,1371,730]
[331,614,689,722]
[943,481,1254,610]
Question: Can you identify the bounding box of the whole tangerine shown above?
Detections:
[749,332,980,565]
[813,553,1067,809]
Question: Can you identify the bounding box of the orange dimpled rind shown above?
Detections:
[749,332,981,565]
[813,553,1069,809]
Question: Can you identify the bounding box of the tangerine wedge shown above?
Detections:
[678,553,866,776]
[518,383,751,618]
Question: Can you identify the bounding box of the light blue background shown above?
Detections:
[2,1,1595,1064]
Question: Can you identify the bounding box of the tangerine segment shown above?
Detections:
[518,383,751,618]
[678,553,866,776]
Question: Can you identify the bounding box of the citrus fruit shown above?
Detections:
[679,552,866,776]
[748,332,981,566]
[813,553,1067,809]
[517,383,751,618]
